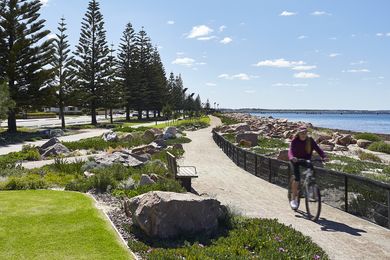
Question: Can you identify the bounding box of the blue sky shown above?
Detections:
[40,0,390,110]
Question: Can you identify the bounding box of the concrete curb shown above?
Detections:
[88,194,139,260]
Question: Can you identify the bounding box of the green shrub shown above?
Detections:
[214,113,240,125]
[65,178,93,193]
[258,136,289,149]
[0,145,40,169]
[91,171,117,192]
[129,217,328,259]
[222,133,235,143]
[165,137,191,145]
[118,178,185,198]
[114,126,151,133]
[45,158,85,175]
[358,152,382,163]
[354,133,382,142]
[1,174,47,190]
[368,142,390,154]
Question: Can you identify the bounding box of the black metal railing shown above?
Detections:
[212,130,390,229]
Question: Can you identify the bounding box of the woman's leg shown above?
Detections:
[290,161,301,200]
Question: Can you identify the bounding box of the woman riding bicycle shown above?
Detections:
[288,126,327,210]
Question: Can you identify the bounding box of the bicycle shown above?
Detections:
[287,159,322,222]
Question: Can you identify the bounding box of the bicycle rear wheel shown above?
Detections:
[305,183,321,221]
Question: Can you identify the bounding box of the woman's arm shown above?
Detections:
[288,139,297,160]
[311,138,326,158]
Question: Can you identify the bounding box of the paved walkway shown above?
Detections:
[181,116,390,260]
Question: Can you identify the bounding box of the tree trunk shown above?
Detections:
[59,104,66,129]
[105,109,107,119]
[126,105,130,121]
[110,108,113,124]
[137,109,142,120]
[146,110,150,119]
[153,110,157,118]
[7,109,17,133]
[91,101,97,125]
[158,110,161,118]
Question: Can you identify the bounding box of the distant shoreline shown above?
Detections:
[221,109,390,115]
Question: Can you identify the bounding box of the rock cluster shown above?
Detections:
[102,131,118,142]
[94,149,148,167]
[125,191,227,239]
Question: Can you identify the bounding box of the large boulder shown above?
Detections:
[126,191,226,239]
[102,131,118,142]
[357,139,372,149]
[235,132,258,147]
[139,174,156,186]
[39,138,70,157]
[41,143,70,157]
[143,128,163,142]
[315,133,332,144]
[337,134,352,146]
[277,150,289,161]
[120,133,134,142]
[235,124,251,133]
[163,127,177,140]
[94,150,146,167]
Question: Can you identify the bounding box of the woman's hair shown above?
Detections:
[293,132,312,154]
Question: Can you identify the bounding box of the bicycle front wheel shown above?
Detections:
[305,183,321,221]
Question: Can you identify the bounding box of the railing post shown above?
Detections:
[344,176,348,212]
[268,159,272,183]
[388,190,390,229]
[255,155,258,176]
[244,151,247,171]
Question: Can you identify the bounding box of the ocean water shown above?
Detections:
[250,113,390,134]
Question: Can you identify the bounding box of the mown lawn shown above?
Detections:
[0,190,132,260]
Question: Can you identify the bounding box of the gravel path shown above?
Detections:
[181,115,390,260]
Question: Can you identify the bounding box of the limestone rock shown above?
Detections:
[235,132,258,147]
[102,131,118,142]
[357,139,373,149]
[127,191,227,238]
[139,174,156,186]
[277,150,289,161]
[163,127,177,140]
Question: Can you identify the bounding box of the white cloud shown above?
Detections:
[297,35,308,40]
[206,82,217,87]
[176,52,185,56]
[172,57,195,67]
[350,60,366,66]
[218,73,256,81]
[292,65,317,71]
[197,36,217,41]
[311,11,331,16]
[196,62,207,66]
[343,69,370,73]
[40,0,49,7]
[220,37,233,44]
[329,37,337,40]
[187,25,213,39]
[387,33,390,37]
[167,20,175,25]
[280,11,297,16]
[329,53,341,58]
[294,72,320,79]
[254,58,305,68]
[219,25,227,32]
[376,33,384,37]
[244,90,256,94]
[273,83,309,87]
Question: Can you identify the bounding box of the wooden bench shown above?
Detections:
[166,152,198,192]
